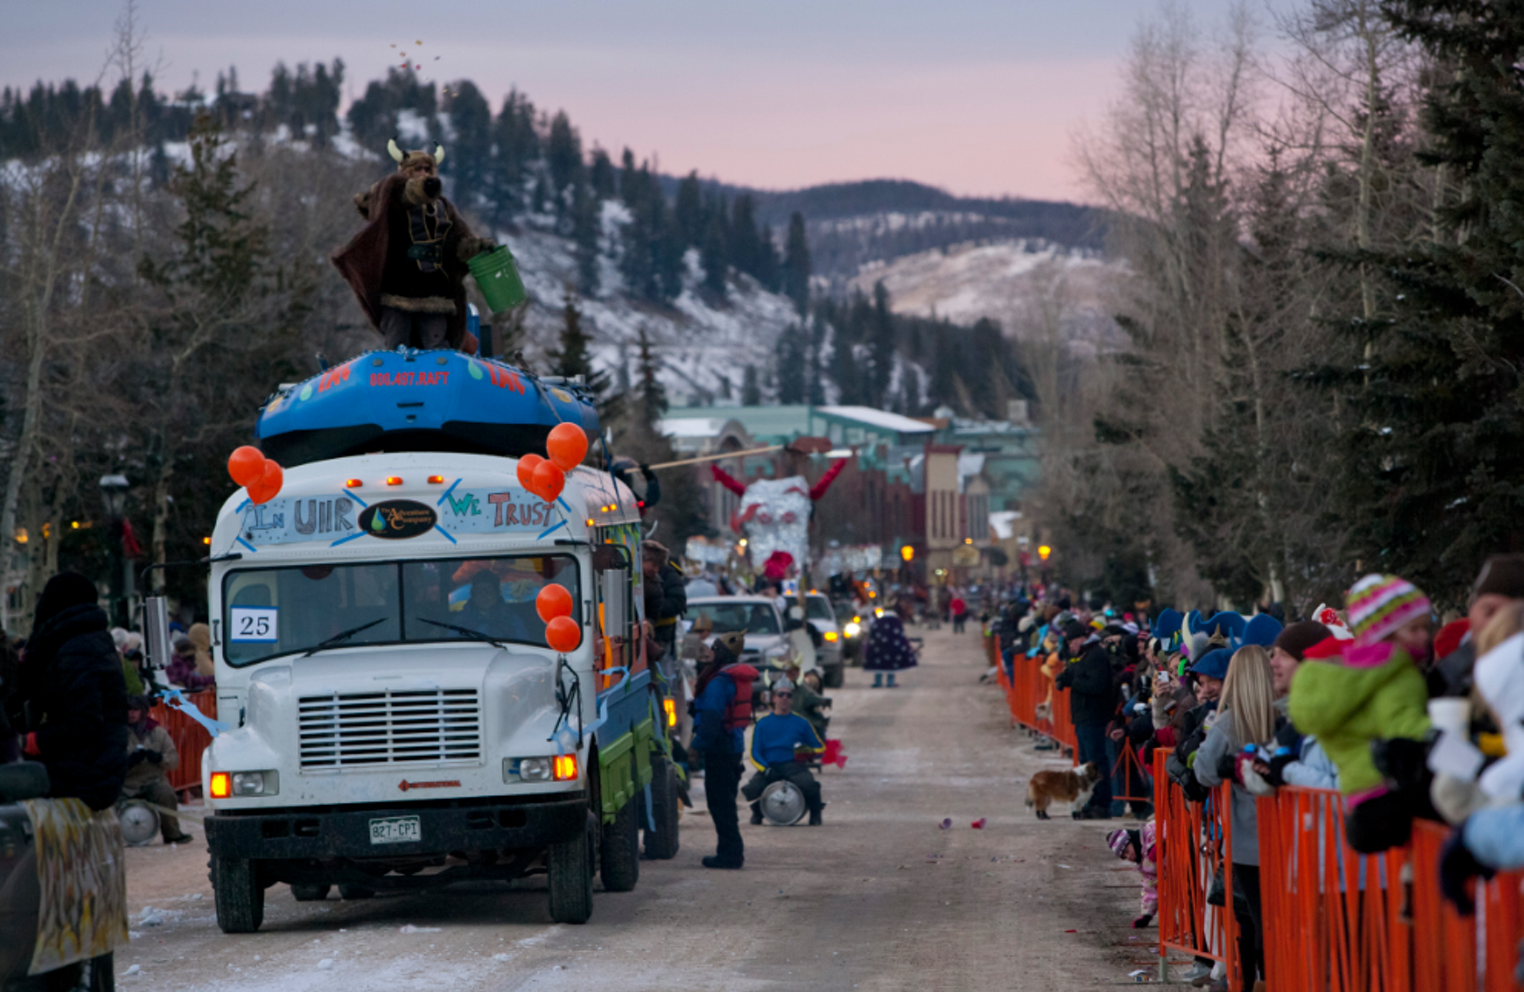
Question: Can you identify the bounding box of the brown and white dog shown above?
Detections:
[1025,762,1104,820]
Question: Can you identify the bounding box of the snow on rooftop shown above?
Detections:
[989,510,1022,540]
[657,418,731,438]
[818,406,935,434]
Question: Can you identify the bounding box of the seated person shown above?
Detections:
[742,678,826,826]
[458,571,537,643]
[122,696,193,844]
[783,663,831,742]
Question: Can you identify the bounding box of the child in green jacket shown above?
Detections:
[1289,574,1434,852]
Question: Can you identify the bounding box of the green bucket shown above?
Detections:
[467,245,529,313]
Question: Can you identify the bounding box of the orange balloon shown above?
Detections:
[228,446,266,486]
[516,453,544,490]
[545,615,582,653]
[535,583,574,623]
[532,460,565,502]
[546,423,589,471]
[247,460,284,505]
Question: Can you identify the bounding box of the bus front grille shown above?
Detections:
[297,689,482,769]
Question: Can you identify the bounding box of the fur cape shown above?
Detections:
[331,173,479,349]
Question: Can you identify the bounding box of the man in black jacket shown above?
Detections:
[642,542,687,662]
[17,572,129,811]
[1056,620,1115,819]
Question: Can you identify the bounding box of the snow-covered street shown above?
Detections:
[118,627,1150,991]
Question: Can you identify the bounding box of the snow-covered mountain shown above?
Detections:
[846,238,1125,347]
[502,204,802,410]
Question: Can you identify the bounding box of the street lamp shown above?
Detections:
[98,474,131,626]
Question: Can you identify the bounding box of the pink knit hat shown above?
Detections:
[1345,574,1431,646]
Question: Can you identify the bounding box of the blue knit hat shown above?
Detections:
[1189,647,1232,680]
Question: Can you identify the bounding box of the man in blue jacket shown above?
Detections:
[692,632,756,869]
[743,677,826,826]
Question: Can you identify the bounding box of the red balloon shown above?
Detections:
[228,446,266,487]
[535,583,574,623]
[516,453,544,490]
[531,460,565,502]
[546,423,589,471]
[545,615,582,653]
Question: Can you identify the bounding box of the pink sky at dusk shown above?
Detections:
[4,1,1229,202]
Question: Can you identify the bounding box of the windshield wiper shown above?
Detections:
[415,617,508,649]
[303,618,386,657]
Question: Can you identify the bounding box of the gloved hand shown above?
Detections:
[1215,752,1239,782]
[1372,736,1430,790]
[1133,913,1154,929]
[127,749,150,767]
[640,464,655,482]
[145,750,163,765]
[1264,751,1295,787]
[1439,822,1495,916]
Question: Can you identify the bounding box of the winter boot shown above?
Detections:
[808,806,823,826]
[750,803,764,825]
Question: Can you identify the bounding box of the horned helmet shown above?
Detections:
[387,137,445,173]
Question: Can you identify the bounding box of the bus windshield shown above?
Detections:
[221,554,581,666]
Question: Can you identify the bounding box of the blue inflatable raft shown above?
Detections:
[256,349,601,467]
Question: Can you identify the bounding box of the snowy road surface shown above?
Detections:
[118,626,1155,991]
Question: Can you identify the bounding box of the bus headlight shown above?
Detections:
[843,621,862,638]
[212,770,278,797]
[516,757,552,782]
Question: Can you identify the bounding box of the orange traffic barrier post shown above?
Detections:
[1154,749,1237,985]
[1109,738,1150,806]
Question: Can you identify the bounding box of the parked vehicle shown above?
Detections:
[685,595,795,704]
[804,593,846,688]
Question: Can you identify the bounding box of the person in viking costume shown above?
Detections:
[331,139,495,351]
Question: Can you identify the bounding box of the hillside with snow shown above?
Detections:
[846,238,1125,349]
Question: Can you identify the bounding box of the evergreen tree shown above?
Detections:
[756,222,781,291]
[777,325,808,403]
[488,89,538,222]
[674,171,704,246]
[545,110,583,207]
[868,281,896,408]
[730,194,763,281]
[781,211,812,315]
[1309,1,1524,600]
[700,210,728,295]
[588,147,615,199]
[635,326,668,428]
[551,288,619,423]
[571,180,600,294]
[741,365,762,405]
[441,80,491,204]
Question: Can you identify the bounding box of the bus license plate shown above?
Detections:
[369,816,421,845]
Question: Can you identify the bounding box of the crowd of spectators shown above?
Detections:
[991,556,1524,991]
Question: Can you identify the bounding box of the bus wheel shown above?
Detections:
[643,759,681,860]
[548,812,595,924]
[212,856,265,933]
[599,796,640,892]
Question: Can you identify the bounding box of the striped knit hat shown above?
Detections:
[1345,574,1431,646]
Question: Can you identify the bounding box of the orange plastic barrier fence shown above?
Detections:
[1153,749,1239,985]
[1110,738,1151,805]
[1158,773,1524,992]
[148,689,217,797]
[994,647,1077,762]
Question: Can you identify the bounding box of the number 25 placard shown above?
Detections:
[230,607,279,643]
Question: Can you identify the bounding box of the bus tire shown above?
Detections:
[547,813,595,924]
[643,759,681,860]
[599,796,640,892]
[291,883,331,902]
[212,856,265,933]
[823,665,844,689]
